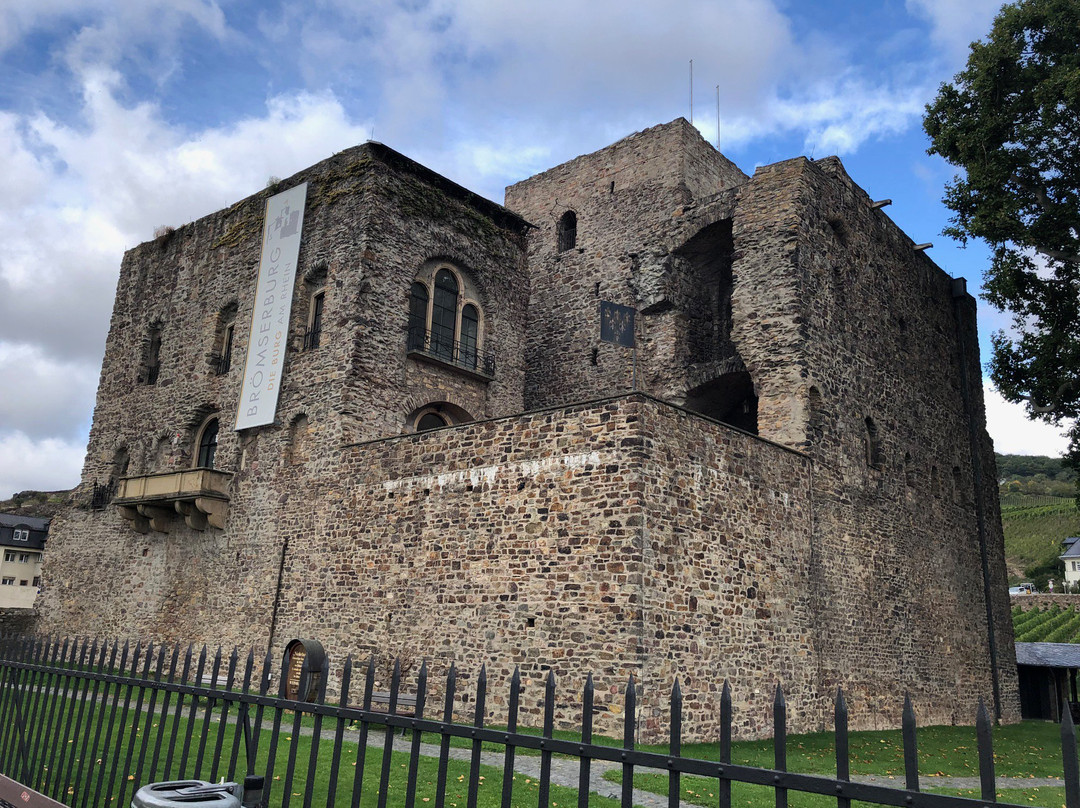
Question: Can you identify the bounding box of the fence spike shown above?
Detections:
[364,656,376,708]
[669,678,683,808]
[902,693,920,792]
[1063,702,1080,808]
[417,659,429,712]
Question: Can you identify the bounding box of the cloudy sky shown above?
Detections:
[0,0,1073,498]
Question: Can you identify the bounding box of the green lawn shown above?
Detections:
[3,668,1077,808]
[602,721,1076,808]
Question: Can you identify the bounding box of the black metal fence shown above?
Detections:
[0,634,1078,808]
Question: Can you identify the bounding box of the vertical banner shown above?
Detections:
[235,182,308,430]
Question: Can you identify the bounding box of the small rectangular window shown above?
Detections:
[12,529,28,541]
[1,578,14,586]
[32,576,41,587]
[19,553,30,563]
[19,580,27,586]
[3,551,14,562]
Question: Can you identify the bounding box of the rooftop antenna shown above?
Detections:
[716,85,721,151]
[369,125,375,142]
[689,59,693,123]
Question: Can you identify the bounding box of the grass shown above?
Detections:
[609,774,1070,808]
[602,722,1077,808]
[0,679,623,808]
[2,666,1076,808]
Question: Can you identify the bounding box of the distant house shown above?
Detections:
[1061,537,1080,586]
[0,514,48,609]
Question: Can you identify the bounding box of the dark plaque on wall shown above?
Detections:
[599,301,636,347]
[281,638,325,702]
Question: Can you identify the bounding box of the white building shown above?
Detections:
[0,514,47,609]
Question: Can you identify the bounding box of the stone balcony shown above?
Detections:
[114,468,232,533]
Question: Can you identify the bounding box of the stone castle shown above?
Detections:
[36,119,1018,739]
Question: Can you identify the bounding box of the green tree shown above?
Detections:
[924,0,1080,486]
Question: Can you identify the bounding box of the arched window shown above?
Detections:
[416,412,449,431]
[408,402,474,432]
[431,269,458,361]
[557,211,577,252]
[196,418,219,469]
[408,283,429,350]
[406,264,489,375]
[460,304,479,370]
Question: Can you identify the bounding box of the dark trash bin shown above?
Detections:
[131,780,241,808]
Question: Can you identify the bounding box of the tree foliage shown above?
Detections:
[924,0,1080,482]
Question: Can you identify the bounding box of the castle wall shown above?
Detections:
[505,119,748,411]
[36,144,530,648]
[269,394,817,739]
[732,155,1019,723]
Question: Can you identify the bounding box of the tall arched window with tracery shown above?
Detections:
[407,263,491,376]
[431,269,459,361]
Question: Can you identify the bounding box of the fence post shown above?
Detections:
[902,694,920,792]
[977,698,996,802]
[621,676,636,808]
[500,667,520,808]
[835,688,850,808]
[669,679,682,808]
[1063,702,1080,808]
[774,684,788,808]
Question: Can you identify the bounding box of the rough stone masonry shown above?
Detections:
[34,119,1018,740]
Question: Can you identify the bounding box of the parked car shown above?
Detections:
[1009,582,1037,595]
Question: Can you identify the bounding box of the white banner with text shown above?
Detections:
[235,182,308,430]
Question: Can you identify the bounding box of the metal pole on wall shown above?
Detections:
[689,60,693,123]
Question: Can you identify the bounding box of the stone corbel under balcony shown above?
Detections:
[114,468,232,534]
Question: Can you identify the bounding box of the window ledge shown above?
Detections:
[114,468,232,533]
[408,348,495,382]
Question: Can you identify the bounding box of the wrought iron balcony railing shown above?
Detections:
[407,325,494,378]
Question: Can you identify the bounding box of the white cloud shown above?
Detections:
[984,379,1072,457]
[0,0,228,60]
[0,432,85,499]
[0,66,374,495]
[905,0,1004,70]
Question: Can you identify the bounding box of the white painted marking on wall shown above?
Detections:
[380,451,604,493]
